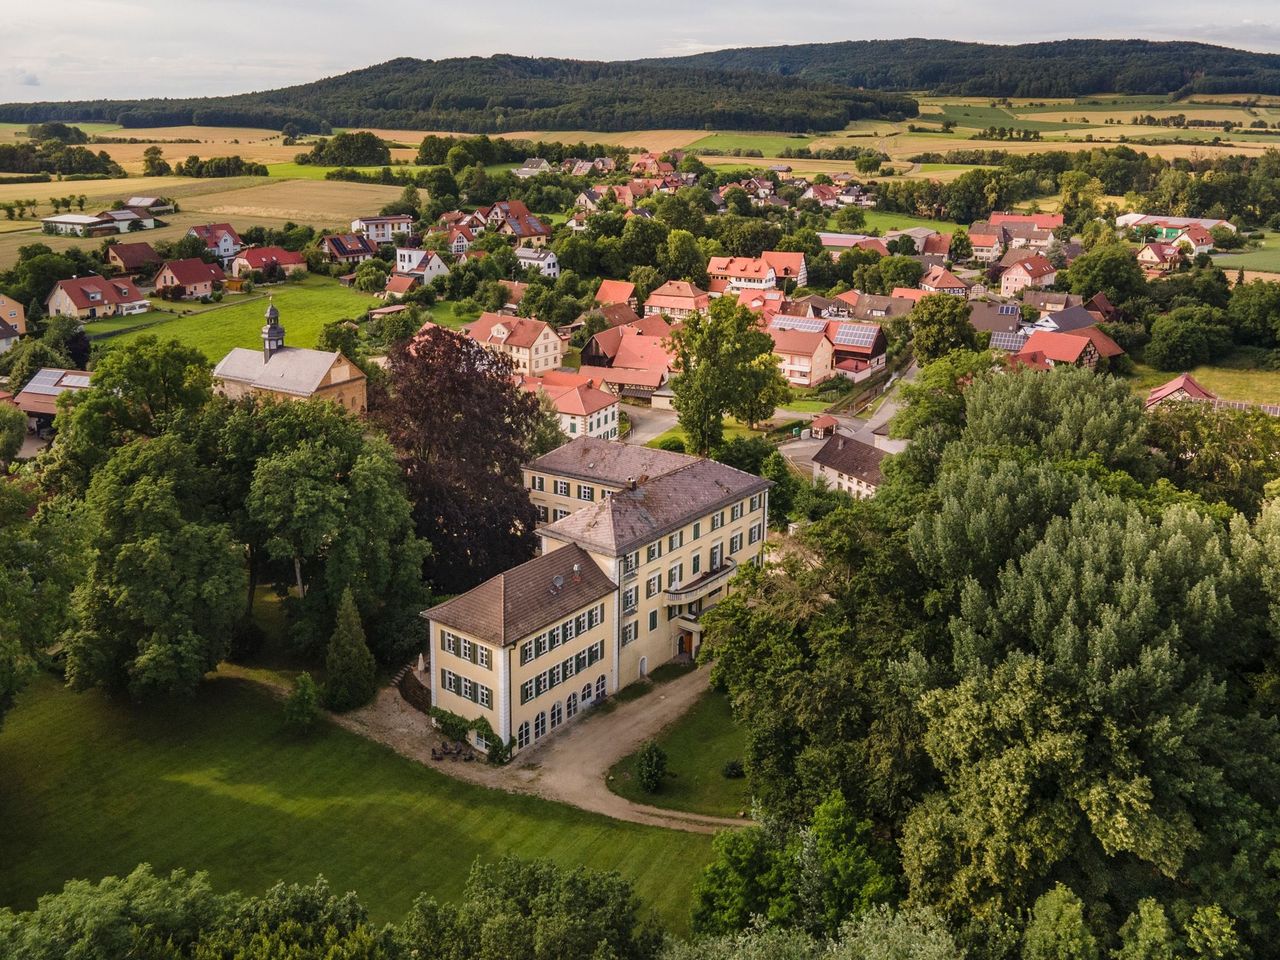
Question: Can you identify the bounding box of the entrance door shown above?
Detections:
[639,656,648,677]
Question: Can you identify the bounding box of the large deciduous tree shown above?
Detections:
[371,326,540,593]
[905,294,977,364]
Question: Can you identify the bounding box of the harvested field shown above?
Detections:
[177,178,402,223]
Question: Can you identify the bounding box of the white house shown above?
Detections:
[41,214,113,236]
[396,248,450,281]
[352,215,415,245]
[515,247,561,279]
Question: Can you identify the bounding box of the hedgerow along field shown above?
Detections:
[0,676,713,932]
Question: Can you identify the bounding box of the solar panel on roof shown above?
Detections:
[998,304,1020,316]
[63,374,92,389]
[770,316,826,333]
[990,331,1028,352]
[831,323,879,347]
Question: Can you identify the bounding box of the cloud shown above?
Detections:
[8,69,40,87]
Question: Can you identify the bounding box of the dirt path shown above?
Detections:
[334,666,747,834]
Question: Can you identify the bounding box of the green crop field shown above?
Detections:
[0,676,712,931]
[688,132,817,155]
[608,691,750,818]
[919,104,1091,132]
[1214,235,1280,274]
[267,162,441,180]
[107,276,377,359]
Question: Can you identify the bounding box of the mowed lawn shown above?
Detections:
[688,132,817,154]
[1215,235,1280,275]
[1129,351,1280,406]
[0,676,713,931]
[110,276,378,359]
[608,691,750,818]
[858,209,960,234]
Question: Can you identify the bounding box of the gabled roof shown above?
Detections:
[645,281,708,312]
[48,275,146,309]
[383,274,419,295]
[1145,373,1216,408]
[989,211,1064,230]
[1037,304,1098,333]
[107,241,159,271]
[595,279,636,305]
[159,258,225,286]
[920,265,967,291]
[526,435,695,486]
[768,327,828,357]
[1062,324,1124,358]
[189,223,241,247]
[708,256,774,281]
[1017,330,1091,364]
[920,234,952,256]
[465,312,551,350]
[812,434,886,487]
[13,367,92,416]
[321,233,378,258]
[237,246,306,269]
[424,544,615,647]
[1004,254,1056,281]
[761,250,805,279]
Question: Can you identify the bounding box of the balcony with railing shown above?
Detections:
[664,559,737,605]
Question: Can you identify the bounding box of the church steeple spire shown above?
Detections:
[262,298,285,360]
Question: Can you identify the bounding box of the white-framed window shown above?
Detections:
[531,475,545,491]
[535,674,548,696]
[550,701,563,729]
[646,542,662,562]
[517,722,530,748]
[562,617,575,641]
[567,692,578,718]
[691,552,701,575]
[520,679,534,704]
[461,677,474,701]
[595,675,607,700]
[749,523,763,545]
[750,494,762,512]
[731,502,743,521]
[692,521,701,540]
[646,574,661,598]
[534,712,547,739]
[441,631,459,655]
[575,612,587,635]
[582,681,594,702]
[441,668,458,693]
[477,646,492,669]
[711,511,724,530]
[553,508,570,521]
[554,480,570,497]
[478,685,492,708]
[668,531,683,551]
[536,505,548,522]
[622,586,638,613]
[667,563,683,587]
[622,620,638,646]
[730,532,744,553]
[520,640,534,665]
[550,663,563,687]
[577,484,594,501]
[461,638,474,662]
[536,633,549,656]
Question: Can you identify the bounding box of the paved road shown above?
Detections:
[623,404,678,445]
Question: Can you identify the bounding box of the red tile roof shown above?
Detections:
[989,212,1064,230]
[107,241,159,271]
[595,279,636,305]
[48,275,146,310]
[465,312,551,350]
[383,274,419,296]
[1062,325,1124,358]
[159,258,225,286]
[645,281,709,313]
[237,246,306,269]
[1145,373,1217,408]
[768,327,827,357]
[1004,254,1056,281]
[189,222,241,248]
[1016,330,1091,364]
[762,250,805,280]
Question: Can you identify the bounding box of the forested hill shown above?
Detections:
[644,38,1280,99]
[0,55,918,135]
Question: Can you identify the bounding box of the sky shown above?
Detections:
[4,0,1280,103]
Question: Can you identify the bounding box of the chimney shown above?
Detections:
[627,475,636,490]
[838,438,845,449]
[572,563,581,583]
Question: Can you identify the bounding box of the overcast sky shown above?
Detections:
[4,0,1280,102]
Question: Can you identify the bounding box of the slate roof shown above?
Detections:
[424,544,616,647]
[812,434,887,487]
[540,458,771,556]
[525,435,696,486]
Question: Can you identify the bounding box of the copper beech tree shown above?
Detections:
[371,326,542,594]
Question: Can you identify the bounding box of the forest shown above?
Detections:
[650,38,1280,98]
[0,55,918,134]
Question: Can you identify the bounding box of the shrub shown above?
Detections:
[283,672,320,733]
[654,435,685,453]
[722,759,745,779]
[430,706,472,743]
[635,741,668,793]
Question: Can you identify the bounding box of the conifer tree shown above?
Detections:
[322,590,377,712]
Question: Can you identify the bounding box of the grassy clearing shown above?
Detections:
[0,676,711,930]
[858,209,959,234]
[688,132,817,155]
[423,299,480,330]
[267,162,439,181]
[1214,235,1280,274]
[646,419,762,450]
[608,691,749,818]
[1128,350,1280,405]
[109,276,377,359]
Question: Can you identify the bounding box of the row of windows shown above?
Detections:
[518,604,606,666]
[515,675,607,748]
[440,630,492,670]
[519,640,605,704]
[441,669,493,708]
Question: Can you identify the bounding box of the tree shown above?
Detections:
[2,339,69,392]
[524,391,568,459]
[64,435,245,700]
[283,671,321,733]
[834,205,866,232]
[731,353,790,431]
[659,229,707,283]
[878,255,925,291]
[141,145,170,177]
[0,403,25,466]
[1227,279,1280,346]
[371,327,540,593]
[322,588,377,711]
[948,229,973,262]
[1066,243,1147,306]
[635,740,668,793]
[906,294,976,363]
[1023,885,1098,960]
[837,905,962,960]
[354,259,389,293]
[1115,900,1177,960]
[1144,306,1232,370]
[668,298,781,454]
[397,856,661,960]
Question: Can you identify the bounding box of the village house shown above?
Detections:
[1136,242,1183,273]
[480,200,550,247]
[644,280,709,319]
[463,312,565,375]
[213,303,367,412]
[46,275,149,320]
[594,279,637,309]
[999,254,1057,297]
[1144,373,1280,417]
[817,233,891,257]
[518,371,621,440]
[352,215,415,245]
[514,158,553,179]
[320,233,378,265]
[0,293,27,335]
[766,325,835,386]
[707,257,777,296]
[989,211,1064,230]
[762,251,807,288]
[445,226,475,255]
[13,367,92,432]
[188,223,243,263]
[1117,213,1235,238]
[381,274,420,299]
[0,319,18,354]
[1023,291,1083,316]
[154,258,225,300]
[394,247,449,282]
[1171,224,1215,256]
[812,433,886,499]
[919,265,968,296]
[968,302,1029,353]
[106,241,160,275]
[232,246,308,279]
[40,213,116,237]
[95,208,155,232]
[1026,303,1100,334]
[968,226,1004,262]
[1013,327,1122,371]
[770,314,887,382]
[515,248,561,279]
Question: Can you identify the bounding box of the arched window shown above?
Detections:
[639,656,648,677]
[550,701,564,729]
[566,692,578,719]
[582,681,594,702]
[517,722,530,749]
[534,711,547,739]
[595,675,607,701]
